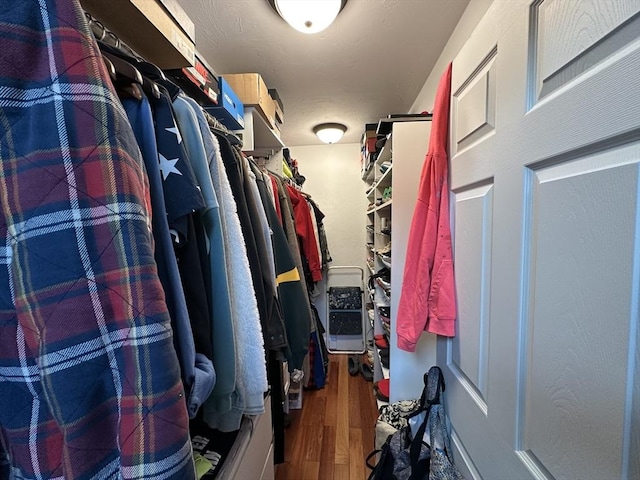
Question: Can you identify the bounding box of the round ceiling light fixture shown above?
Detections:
[313,123,347,144]
[269,0,348,34]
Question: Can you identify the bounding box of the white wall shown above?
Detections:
[288,143,366,270]
[410,0,493,113]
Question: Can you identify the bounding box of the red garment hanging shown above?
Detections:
[286,184,323,282]
[396,63,457,352]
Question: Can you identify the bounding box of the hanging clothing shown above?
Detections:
[272,175,301,265]
[271,173,316,382]
[307,197,332,267]
[122,94,215,418]
[252,166,311,372]
[263,169,278,219]
[306,197,323,272]
[271,174,315,326]
[0,1,194,478]
[270,175,283,223]
[287,185,323,283]
[183,98,267,430]
[152,88,206,239]
[396,63,457,351]
[217,135,287,351]
[172,95,238,416]
[243,158,277,288]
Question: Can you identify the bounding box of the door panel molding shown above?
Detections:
[450,180,494,412]
[451,426,483,480]
[452,47,498,155]
[447,354,488,416]
[517,144,640,479]
[528,0,640,108]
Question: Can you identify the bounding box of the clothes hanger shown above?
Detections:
[102,51,142,84]
[141,75,161,99]
[101,56,117,81]
[137,61,167,82]
[104,50,160,100]
[85,11,160,100]
[254,156,268,170]
[101,51,143,100]
[204,111,243,146]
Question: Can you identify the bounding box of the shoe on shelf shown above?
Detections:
[382,322,391,337]
[380,348,390,368]
[379,253,391,264]
[378,241,392,255]
[379,161,392,174]
[375,336,389,349]
[374,378,390,402]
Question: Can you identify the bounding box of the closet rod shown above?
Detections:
[85,12,141,61]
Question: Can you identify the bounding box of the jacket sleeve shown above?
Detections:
[396,160,438,352]
[427,160,457,337]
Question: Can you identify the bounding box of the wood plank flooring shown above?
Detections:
[275,354,378,480]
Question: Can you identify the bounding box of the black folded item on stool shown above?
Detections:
[329,286,362,310]
[329,311,363,335]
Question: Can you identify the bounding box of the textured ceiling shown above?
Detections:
[177,0,469,146]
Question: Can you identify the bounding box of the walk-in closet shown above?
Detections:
[1,1,639,479]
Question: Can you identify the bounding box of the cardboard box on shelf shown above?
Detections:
[272,120,282,138]
[268,88,285,129]
[82,0,195,69]
[223,73,277,129]
[268,88,284,113]
[362,123,377,153]
[272,99,284,130]
[364,123,377,139]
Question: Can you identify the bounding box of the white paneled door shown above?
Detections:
[440,1,640,479]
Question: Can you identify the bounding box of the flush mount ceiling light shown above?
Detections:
[269,0,347,34]
[313,123,347,144]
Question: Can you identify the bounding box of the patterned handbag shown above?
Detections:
[375,400,421,449]
[366,416,431,480]
[417,366,465,480]
[366,367,466,480]
[426,399,465,480]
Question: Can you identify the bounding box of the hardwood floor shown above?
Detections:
[275,354,379,480]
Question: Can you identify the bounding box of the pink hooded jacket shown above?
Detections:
[396,63,457,352]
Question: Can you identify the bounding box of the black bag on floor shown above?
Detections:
[365,413,431,480]
[365,366,464,480]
